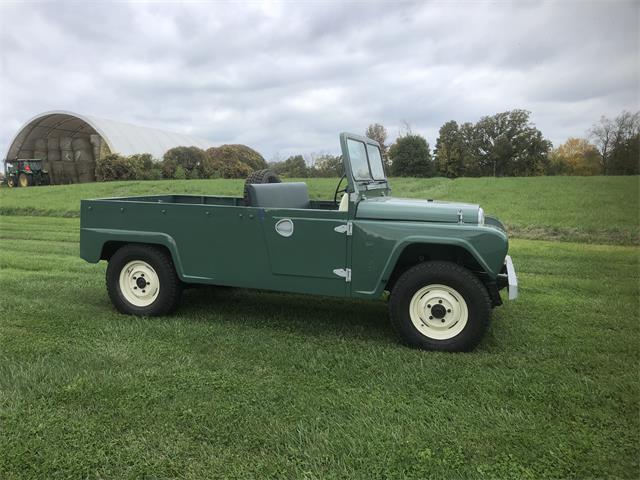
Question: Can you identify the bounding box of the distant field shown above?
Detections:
[0,215,638,479]
[0,175,637,244]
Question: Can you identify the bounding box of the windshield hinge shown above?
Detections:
[333,268,352,282]
[334,221,353,236]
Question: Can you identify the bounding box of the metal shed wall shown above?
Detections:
[5,110,216,160]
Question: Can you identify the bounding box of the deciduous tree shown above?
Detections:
[389,134,433,177]
[474,110,551,176]
[590,111,640,175]
[548,138,600,175]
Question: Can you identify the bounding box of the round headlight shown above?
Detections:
[478,207,485,225]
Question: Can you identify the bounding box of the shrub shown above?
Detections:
[96,153,145,181]
[187,168,200,180]
[173,165,186,180]
[205,144,267,173]
[202,148,252,178]
[163,146,207,176]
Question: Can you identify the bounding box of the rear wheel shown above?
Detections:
[389,261,491,351]
[18,173,31,187]
[106,244,183,316]
[244,169,281,205]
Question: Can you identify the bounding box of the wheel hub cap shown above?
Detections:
[430,304,446,319]
[118,260,160,308]
[409,284,469,340]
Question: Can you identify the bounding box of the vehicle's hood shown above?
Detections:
[355,196,482,224]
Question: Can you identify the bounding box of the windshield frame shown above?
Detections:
[339,132,388,194]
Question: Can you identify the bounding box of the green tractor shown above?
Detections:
[4,159,50,188]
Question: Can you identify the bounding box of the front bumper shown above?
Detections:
[497,255,518,300]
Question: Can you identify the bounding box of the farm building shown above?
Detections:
[4,110,215,184]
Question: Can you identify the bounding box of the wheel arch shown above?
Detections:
[383,240,492,294]
[80,228,187,281]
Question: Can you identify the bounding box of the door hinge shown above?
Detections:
[333,221,353,236]
[333,268,352,282]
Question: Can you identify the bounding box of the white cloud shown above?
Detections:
[0,0,638,159]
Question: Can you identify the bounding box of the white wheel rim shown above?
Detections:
[409,284,468,340]
[118,260,160,308]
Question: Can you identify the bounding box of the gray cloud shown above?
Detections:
[1,0,638,160]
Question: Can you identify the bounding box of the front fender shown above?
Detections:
[350,220,509,298]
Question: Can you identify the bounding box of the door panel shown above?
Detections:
[261,209,348,296]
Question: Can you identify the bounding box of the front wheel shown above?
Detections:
[389,261,491,351]
[7,176,17,188]
[106,244,183,316]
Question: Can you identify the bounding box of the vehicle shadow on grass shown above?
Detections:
[177,286,397,346]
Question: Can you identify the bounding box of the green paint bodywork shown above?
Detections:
[80,133,510,300]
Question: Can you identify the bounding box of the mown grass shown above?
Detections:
[0,213,638,479]
[0,176,638,244]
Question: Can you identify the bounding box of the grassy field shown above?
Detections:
[0,177,639,478]
[0,175,638,244]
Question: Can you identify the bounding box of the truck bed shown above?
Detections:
[88,194,338,210]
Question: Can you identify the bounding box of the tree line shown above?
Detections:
[95,109,638,182]
[270,110,638,178]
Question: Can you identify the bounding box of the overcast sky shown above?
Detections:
[1,0,638,159]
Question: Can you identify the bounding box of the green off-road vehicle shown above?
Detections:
[4,159,50,188]
[80,133,517,351]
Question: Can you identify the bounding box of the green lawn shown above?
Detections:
[0,176,638,244]
[0,178,639,478]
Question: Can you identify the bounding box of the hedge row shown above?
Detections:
[96,145,267,182]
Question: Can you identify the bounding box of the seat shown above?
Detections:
[246,182,310,209]
[338,193,349,212]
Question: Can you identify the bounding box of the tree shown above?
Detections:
[202,147,252,178]
[459,122,482,177]
[365,123,389,170]
[270,155,309,177]
[590,111,640,175]
[162,146,207,176]
[548,138,600,175]
[312,154,343,177]
[389,133,433,177]
[206,144,267,172]
[434,120,466,178]
[474,110,551,176]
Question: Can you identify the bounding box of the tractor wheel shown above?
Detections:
[244,169,281,205]
[18,173,32,187]
[7,176,17,188]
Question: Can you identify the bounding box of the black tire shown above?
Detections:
[389,261,491,351]
[244,169,281,205]
[7,176,16,188]
[106,244,183,316]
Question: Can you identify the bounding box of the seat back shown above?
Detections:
[246,182,310,209]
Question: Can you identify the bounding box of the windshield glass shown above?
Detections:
[366,144,385,180]
[347,139,371,181]
[346,138,387,182]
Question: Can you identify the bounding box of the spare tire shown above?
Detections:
[244,169,281,205]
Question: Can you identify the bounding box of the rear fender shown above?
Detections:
[80,228,187,281]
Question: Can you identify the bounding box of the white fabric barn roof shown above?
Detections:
[5,110,216,160]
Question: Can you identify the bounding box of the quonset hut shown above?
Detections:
[4,111,215,184]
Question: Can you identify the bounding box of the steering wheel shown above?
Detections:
[333,174,348,205]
